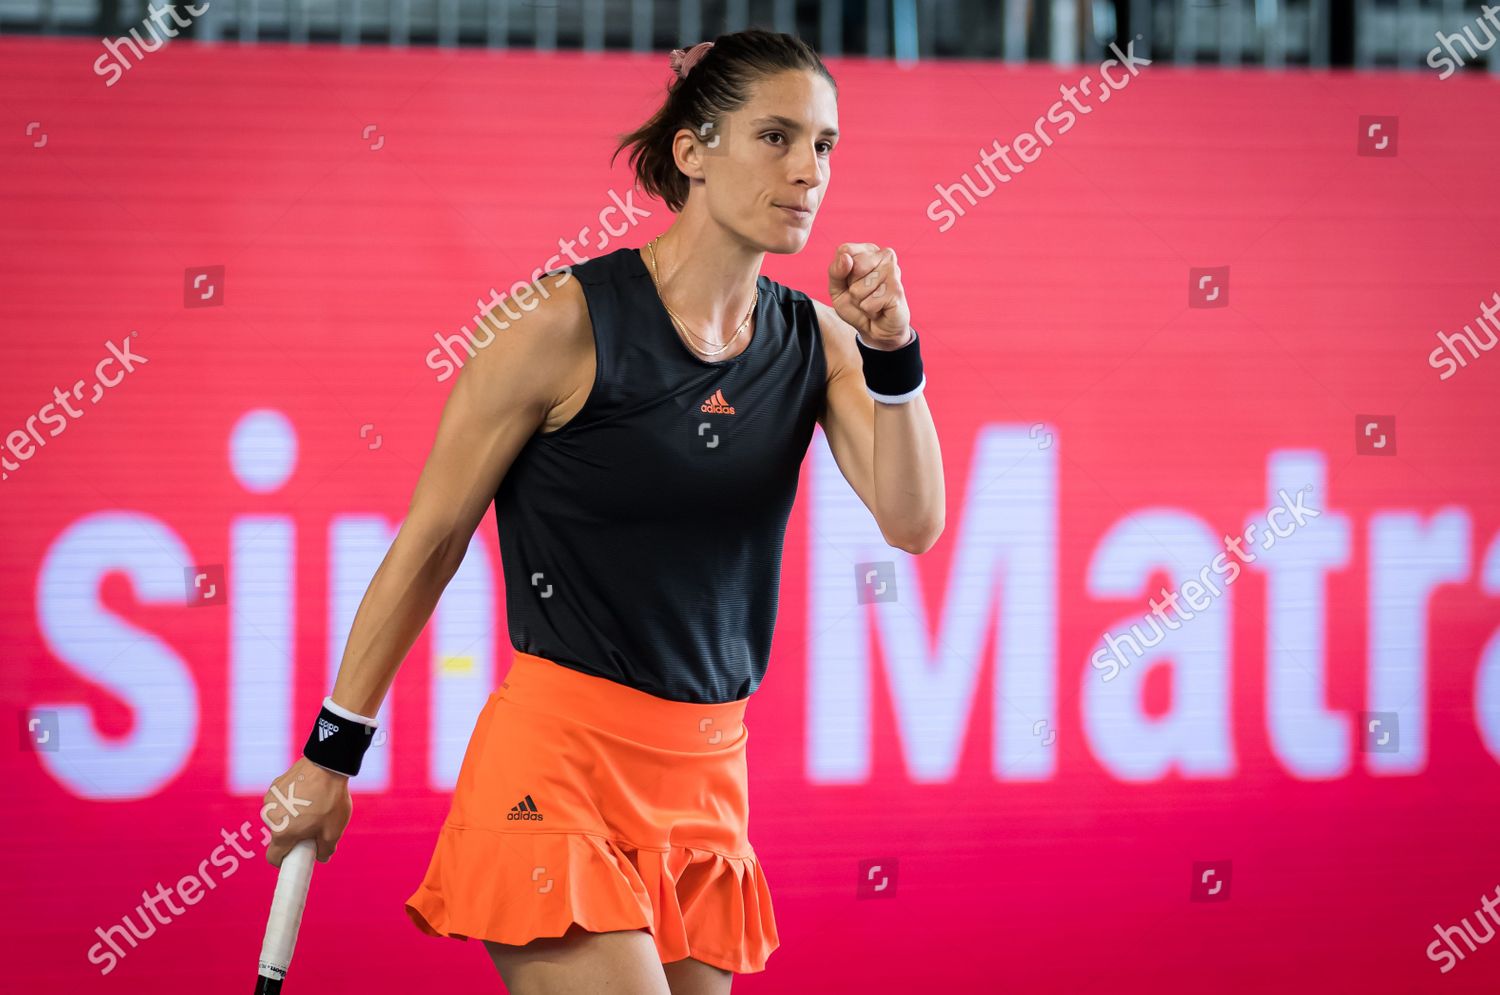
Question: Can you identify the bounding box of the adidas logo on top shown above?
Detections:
[700,389,735,415]
[507,794,544,822]
[316,717,339,741]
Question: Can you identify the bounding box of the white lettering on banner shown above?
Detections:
[323,515,497,793]
[31,413,497,800]
[807,424,1058,783]
[1084,510,1234,780]
[328,517,398,792]
[1367,509,1470,775]
[1246,452,1352,779]
[229,513,294,793]
[1476,534,1500,760]
[23,417,1500,798]
[324,513,498,792]
[34,513,198,797]
[425,527,495,789]
[326,516,495,791]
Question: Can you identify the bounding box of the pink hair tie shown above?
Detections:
[669,41,714,80]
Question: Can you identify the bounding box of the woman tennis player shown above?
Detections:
[261,28,943,994]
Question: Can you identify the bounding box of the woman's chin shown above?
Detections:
[764,228,812,254]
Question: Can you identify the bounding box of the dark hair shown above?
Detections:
[612,29,837,213]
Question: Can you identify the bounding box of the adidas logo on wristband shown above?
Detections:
[304,706,375,776]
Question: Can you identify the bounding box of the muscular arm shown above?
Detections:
[812,298,945,554]
[328,271,587,716]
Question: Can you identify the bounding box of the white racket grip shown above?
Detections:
[258,839,317,982]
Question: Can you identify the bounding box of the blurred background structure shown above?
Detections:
[2,0,1498,71]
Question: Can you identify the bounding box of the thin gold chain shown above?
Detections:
[646,235,757,359]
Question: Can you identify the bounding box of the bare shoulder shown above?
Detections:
[502,267,591,355]
[531,269,597,433]
[399,267,595,548]
[464,267,595,435]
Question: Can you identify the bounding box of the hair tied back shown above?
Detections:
[670,41,714,80]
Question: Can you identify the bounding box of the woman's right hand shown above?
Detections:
[262,756,353,868]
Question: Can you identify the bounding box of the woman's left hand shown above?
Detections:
[827,242,913,348]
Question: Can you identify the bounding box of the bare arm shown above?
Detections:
[262,274,589,867]
[813,297,945,554]
[327,271,587,716]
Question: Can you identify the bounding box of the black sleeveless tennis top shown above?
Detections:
[492,246,828,704]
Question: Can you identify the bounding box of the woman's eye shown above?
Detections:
[762,133,832,156]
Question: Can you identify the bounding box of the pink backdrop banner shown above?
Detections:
[3,37,1500,993]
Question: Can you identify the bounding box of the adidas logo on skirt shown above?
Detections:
[506,794,544,821]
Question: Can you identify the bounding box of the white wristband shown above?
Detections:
[323,695,378,727]
[866,373,927,404]
[305,757,353,777]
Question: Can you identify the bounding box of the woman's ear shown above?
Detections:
[671,126,707,181]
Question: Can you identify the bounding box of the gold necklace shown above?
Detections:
[646,235,758,359]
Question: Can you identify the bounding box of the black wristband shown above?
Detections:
[302,705,378,777]
[856,328,925,403]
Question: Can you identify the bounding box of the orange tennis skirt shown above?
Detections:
[403,650,780,974]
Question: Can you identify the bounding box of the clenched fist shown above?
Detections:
[828,242,913,347]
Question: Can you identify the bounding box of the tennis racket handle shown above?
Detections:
[256,838,317,993]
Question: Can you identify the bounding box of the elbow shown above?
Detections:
[888,517,944,555]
